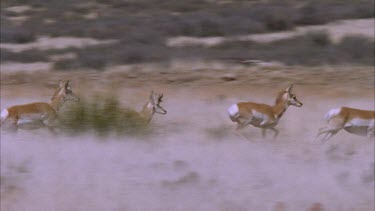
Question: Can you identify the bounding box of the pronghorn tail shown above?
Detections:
[1,109,9,126]
[227,104,240,122]
[324,107,342,120]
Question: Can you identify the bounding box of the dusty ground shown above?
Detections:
[1,64,374,211]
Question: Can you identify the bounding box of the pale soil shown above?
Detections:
[1,65,374,211]
[167,18,375,47]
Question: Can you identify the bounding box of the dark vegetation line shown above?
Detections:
[1,0,374,68]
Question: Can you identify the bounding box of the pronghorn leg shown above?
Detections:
[47,125,57,135]
[316,126,331,139]
[318,126,327,132]
[322,132,335,142]
[236,123,246,130]
[318,129,339,142]
[44,118,58,135]
[320,132,330,141]
[270,128,279,138]
[262,129,267,138]
[236,117,253,130]
[316,130,326,140]
[234,129,251,141]
[3,118,19,133]
[233,123,253,141]
[367,127,374,140]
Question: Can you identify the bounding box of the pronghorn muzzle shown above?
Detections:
[155,105,167,114]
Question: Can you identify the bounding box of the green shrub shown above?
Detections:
[58,95,151,137]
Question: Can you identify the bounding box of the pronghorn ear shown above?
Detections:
[159,93,163,102]
[150,91,155,103]
[65,80,70,88]
[286,84,294,93]
[58,80,64,88]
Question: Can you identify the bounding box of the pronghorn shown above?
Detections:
[317,107,375,141]
[227,84,303,138]
[131,91,167,124]
[1,80,79,132]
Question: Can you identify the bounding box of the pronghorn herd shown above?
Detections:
[1,81,374,141]
[227,84,374,141]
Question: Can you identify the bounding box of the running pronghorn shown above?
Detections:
[316,107,375,141]
[227,84,303,138]
[1,80,79,132]
[133,91,167,123]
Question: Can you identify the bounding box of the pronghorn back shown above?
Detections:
[238,102,274,116]
[6,103,56,117]
[325,107,375,121]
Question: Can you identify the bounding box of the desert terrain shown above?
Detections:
[1,63,374,211]
[1,1,374,210]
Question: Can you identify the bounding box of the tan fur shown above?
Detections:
[317,107,375,141]
[228,84,303,138]
[338,107,375,121]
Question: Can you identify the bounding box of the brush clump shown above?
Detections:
[58,95,151,136]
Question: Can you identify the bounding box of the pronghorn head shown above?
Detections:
[52,80,80,103]
[149,91,167,115]
[285,84,303,107]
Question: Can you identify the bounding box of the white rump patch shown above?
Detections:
[1,109,9,121]
[324,107,342,120]
[227,104,239,118]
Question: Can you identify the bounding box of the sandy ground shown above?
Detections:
[1,69,374,211]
